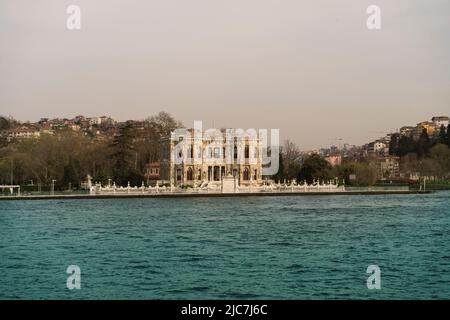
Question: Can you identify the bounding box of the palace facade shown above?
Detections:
[160,128,263,186]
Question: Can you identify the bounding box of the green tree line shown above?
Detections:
[389,125,450,157]
[0,112,182,189]
[274,133,450,186]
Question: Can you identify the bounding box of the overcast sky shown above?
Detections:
[0,0,449,149]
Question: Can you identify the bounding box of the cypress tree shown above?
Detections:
[416,128,430,157]
[389,133,399,155]
[398,135,414,157]
[110,121,136,185]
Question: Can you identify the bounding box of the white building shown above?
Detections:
[160,127,263,187]
[6,127,40,141]
[368,141,387,154]
[432,116,449,128]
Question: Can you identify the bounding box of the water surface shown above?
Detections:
[0,192,449,299]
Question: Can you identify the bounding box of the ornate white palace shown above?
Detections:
[160,127,263,187]
[85,126,346,195]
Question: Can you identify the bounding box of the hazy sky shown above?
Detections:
[1,0,449,149]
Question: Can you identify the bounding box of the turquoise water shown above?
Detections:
[0,192,449,299]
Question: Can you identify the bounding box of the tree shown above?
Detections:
[354,162,378,186]
[0,112,184,189]
[389,133,399,156]
[145,111,183,138]
[134,112,184,171]
[418,158,441,178]
[397,135,414,157]
[0,136,7,148]
[447,124,450,148]
[416,128,430,157]
[400,153,419,177]
[438,125,447,145]
[282,139,302,179]
[0,158,11,185]
[0,116,18,147]
[62,160,77,189]
[0,116,20,131]
[297,153,332,184]
[110,121,139,185]
[0,116,10,131]
[428,144,450,178]
[0,130,105,188]
[334,161,357,184]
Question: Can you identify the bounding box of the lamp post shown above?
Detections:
[10,158,13,185]
[51,179,56,196]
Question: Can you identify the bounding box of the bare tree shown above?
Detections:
[282,139,302,179]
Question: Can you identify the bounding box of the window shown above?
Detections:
[243,167,250,180]
[187,167,193,181]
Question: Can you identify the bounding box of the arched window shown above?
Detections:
[243,167,250,181]
[187,167,193,181]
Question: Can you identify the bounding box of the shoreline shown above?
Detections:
[0,190,432,201]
